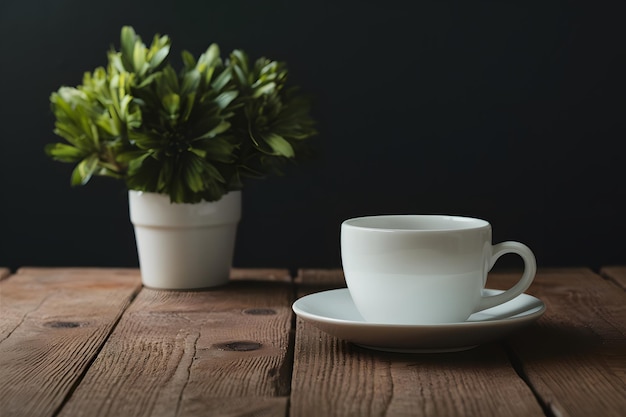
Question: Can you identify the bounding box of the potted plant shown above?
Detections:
[45,26,317,289]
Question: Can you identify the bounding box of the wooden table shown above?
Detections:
[1,266,624,417]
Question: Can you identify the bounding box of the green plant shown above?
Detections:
[46,26,317,203]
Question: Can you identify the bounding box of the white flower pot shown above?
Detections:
[128,190,241,289]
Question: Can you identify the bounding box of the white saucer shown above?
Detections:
[292,288,545,353]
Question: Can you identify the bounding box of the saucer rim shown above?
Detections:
[292,288,546,328]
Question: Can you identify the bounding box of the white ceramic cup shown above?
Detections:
[341,215,537,324]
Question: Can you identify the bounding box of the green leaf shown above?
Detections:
[189,147,207,158]
[232,65,248,86]
[120,26,138,69]
[252,82,276,98]
[180,92,196,122]
[263,133,294,157]
[214,90,238,109]
[45,143,87,162]
[197,44,220,70]
[149,45,169,69]
[52,124,86,148]
[198,137,236,163]
[211,67,232,91]
[159,65,179,95]
[231,49,249,72]
[117,150,148,165]
[128,131,164,149]
[136,72,161,89]
[133,41,146,73]
[181,69,201,96]
[125,153,160,192]
[182,154,205,192]
[181,50,196,69]
[191,119,230,141]
[70,154,99,186]
[162,93,180,116]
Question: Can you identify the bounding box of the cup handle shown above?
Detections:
[475,241,537,312]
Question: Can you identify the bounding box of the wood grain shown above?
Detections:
[57,279,295,417]
[290,269,544,417]
[503,268,626,417]
[3,265,623,416]
[600,266,626,290]
[230,267,292,282]
[0,268,142,417]
[295,268,345,287]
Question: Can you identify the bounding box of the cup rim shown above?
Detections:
[342,214,490,232]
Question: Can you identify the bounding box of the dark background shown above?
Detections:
[1,0,624,273]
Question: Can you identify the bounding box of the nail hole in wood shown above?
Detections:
[243,308,276,315]
[45,321,82,328]
[214,341,262,351]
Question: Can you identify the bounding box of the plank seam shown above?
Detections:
[598,268,626,292]
[285,279,299,417]
[504,342,556,417]
[50,284,143,417]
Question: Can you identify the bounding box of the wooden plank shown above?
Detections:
[0,268,10,281]
[294,268,345,288]
[0,268,142,417]
[502,268,626,417]
[230,267,292,282]
[57,278,295,417]
[600,265,626,290]
[290,269,544,417]
[291,319,543,417]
